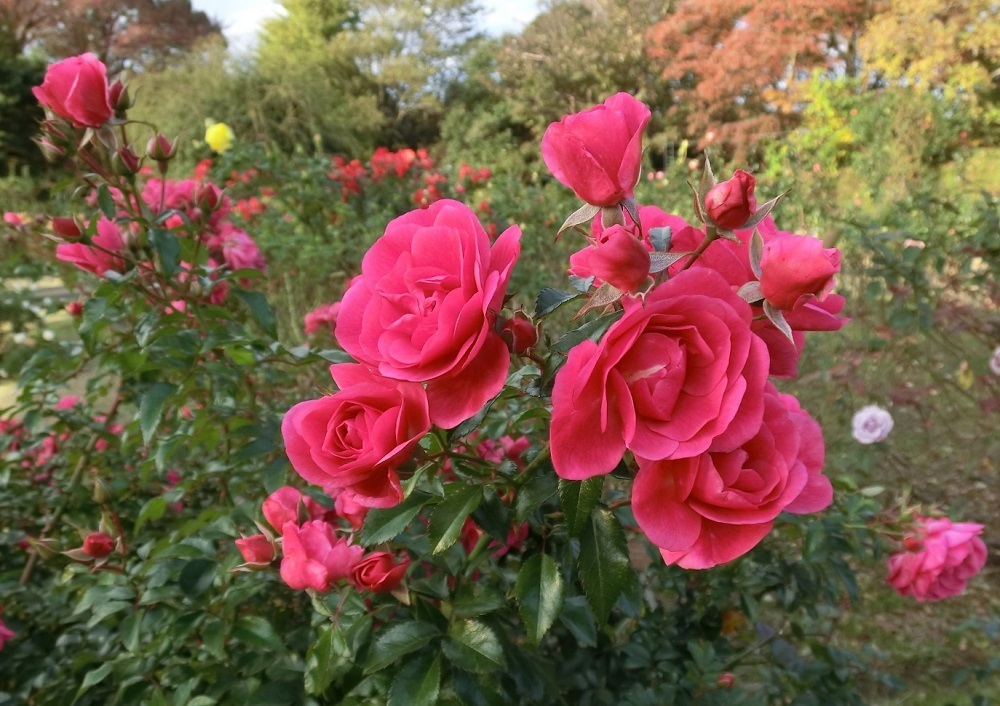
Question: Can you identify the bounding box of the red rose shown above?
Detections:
[351,551,409,593]
[235,534,275,564]
[279,520,362,592]
[32,53,113,128]
[759,234,841,311]
[576,224,651,293]
[499,311,538,355]
[550,269,769,480]
[282,364,431,508]
[633,384,831,569]
[541,93,651,207]
[336,200,520,428]
[82,531,115,558]
[704,170,756,230]
[887,517,987,602]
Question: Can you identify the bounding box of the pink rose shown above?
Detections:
[887,517,987,602]
[541,93,651,207]
[633,384,831,569]
[3,212,24,227]
[32,53,113,128]
[351,551,410,593]
[499,311,538,355]
[282,363,431,508]
[550,268,769,480]
[336,200,521,428]
[575,224,650,293]
[82,531,115,558]
[704,170,756,230]
[0,610,14,652]
[759,234,841,311]
[54,395,80,410]
[235,534,275,564]
[304,302,341,336]
[261,486,328,532]
[219,227,266,272]
[279,520,363,592]
[55,216,125,277]
[333,489,370,529]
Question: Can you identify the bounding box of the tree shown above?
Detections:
[647,0,877,161]
[860,0,1000,130]
[0,54,46,177]
[0,0,221,73]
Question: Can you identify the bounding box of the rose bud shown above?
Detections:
[35,138,66,162]
[758,234,840,311]
[113,145,141,176]
[196,184,223,213]
[51,217,82,240]
[146,133,177,162]
[704,170,756,230]
[66,301,84,317]
[351,551,409,593]
[82,531,115,558]
[541,93,651,208]
[587,225,650,293]
[500,311,538,355]
[235,534,275,565]
[717,673,735,690]
[32,53,113,128]
[107,79,132,115]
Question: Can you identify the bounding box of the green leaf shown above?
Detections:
[515,553,564,644]
[557,202,600,235]
[140,382,176,445]
[179,558,216,598]
[388,652,441,706]
[364,621,440,674]
[558,477,603,537]
[134,497,168,533]
[649,226,672,253]
[551,310,623,354]
[442,620,506,673]
[471,488,509,543]
[358,492,431,546]
[305,624,339,695]
[578,508,631,624]
[428,484,482,554]
[96,185,116,219]
[558,595,597,647]
[452,582,507,619]
[514,472,557,523]
[233,616,287,653]
[148,228,180,276]
[77,662,112,698]
[224,346,256,366]
[447,397,495,441]
[236,289,277,338]
[534,288,579,319]
[202,618,226,660]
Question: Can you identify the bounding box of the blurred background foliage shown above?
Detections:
[2,0,999,703]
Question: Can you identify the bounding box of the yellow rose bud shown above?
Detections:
[205,122,234,153]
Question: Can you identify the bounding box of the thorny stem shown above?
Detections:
[681,228,719,271]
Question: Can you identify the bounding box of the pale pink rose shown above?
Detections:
[887,517,987,601]
[332,488,369,529]
[3,212,24,227]
[235,534,275,564]
[282,364,430,508]
[55,216,126,277]
[759,234,841,311]
[851,405,893,444]
[351,551,410,593]
[336,200,520,428]
[304,302,341,336]
[550,268,769,480]
[33,53,113,128]
[704,170,756,230]
[54,395,80,410]
[279,520,363,592]
[633,384,831,569]
[989,346,1000,376]
[541,93,651,207]
[261,486,328,532]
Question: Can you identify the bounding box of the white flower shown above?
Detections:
[12,332,27,345]
[41,330,55,341]
[990,346,1000,376]
[852,405,894,444]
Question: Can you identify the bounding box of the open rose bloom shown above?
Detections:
[887,518,987,601]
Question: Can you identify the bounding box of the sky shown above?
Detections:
[191,0,541,50]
